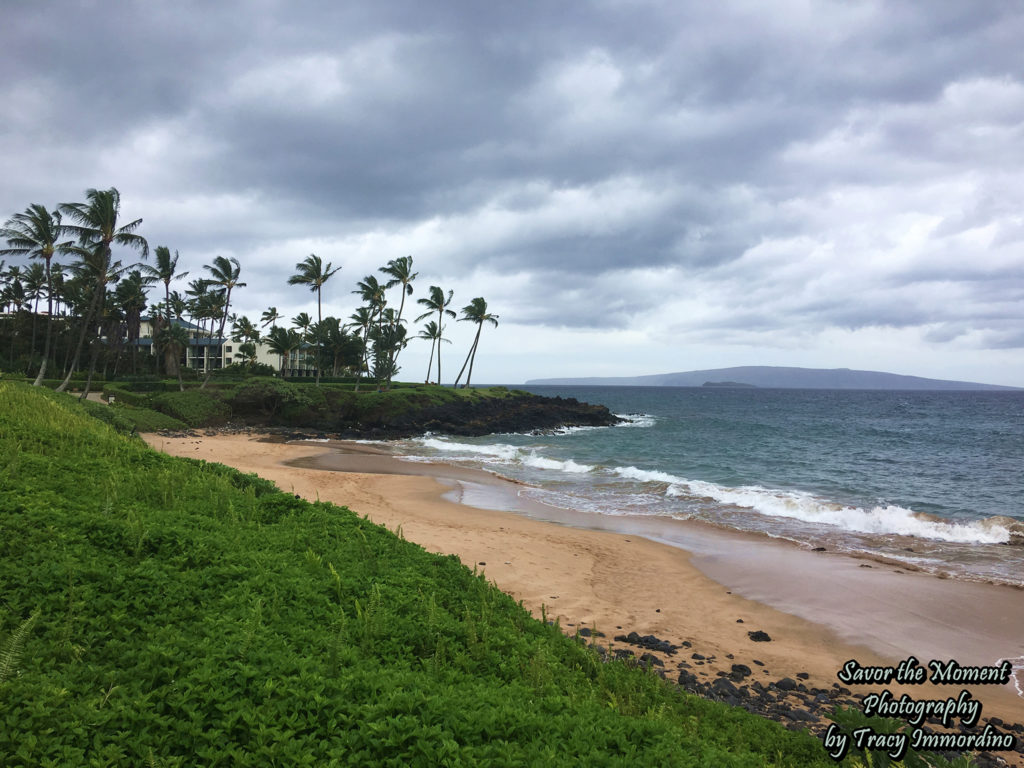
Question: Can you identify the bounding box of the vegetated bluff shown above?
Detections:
[109,380,622,438]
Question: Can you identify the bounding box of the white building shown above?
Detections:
[137,316,318,377]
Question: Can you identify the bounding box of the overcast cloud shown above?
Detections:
[2,0,1023,385]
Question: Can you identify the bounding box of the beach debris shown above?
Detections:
[747,630,772,642]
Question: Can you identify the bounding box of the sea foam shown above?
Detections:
[667,480,1012,544]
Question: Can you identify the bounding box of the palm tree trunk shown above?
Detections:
[453,326,481,389]
[56,279,105,393]
[27,295,40,375]
[436,308,444,385]
[465,331,481,388]
[425,338,436,384]
[201,286,232,389]
[32,260,54,386]
[315,288,322,386]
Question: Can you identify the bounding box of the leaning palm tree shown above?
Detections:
[0,203,73,385]
[417,320,450,384]
[260,306,281,329]
[453,298,499,389]
[415,285,456,385]
[200,256,245,388]
[66,245,135,395]
[288,253,341,385]
[55,188,148,395]
[379,256,417,373]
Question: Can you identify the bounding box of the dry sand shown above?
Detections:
[143,431,1024,761]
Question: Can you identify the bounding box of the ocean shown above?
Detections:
[391,386,1024,587]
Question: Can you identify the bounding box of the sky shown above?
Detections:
[2,0,1023,386]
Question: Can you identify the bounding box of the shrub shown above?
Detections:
[229,378,325,418]
[111,403,187,432]
[151,390,231,427]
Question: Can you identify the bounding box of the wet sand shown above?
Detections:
[143,432,1024,755]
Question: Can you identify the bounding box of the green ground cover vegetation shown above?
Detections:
[99,377,527,431]
[0,382,841,766]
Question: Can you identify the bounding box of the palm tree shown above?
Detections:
[200,256,244,388]
[453,298,498,389]
[21,262,46,375]
[352,276,388,390]
[231,315,260,344]
[55,188,148,394]
[167,291,187,323]
[234,341,258,368]
[288,253,340,385]
[415,285,456,385]
[264,325,302,378]
[291,311,312,337]
[157,323,190,391]
[417,320,450,384]
[348,305,374,390]
[0,203,73,385]
[185,278,210,331]
[114,270,154,375]
[379,256,417,373]
[141,246,188,374]
[66,245,135,394]
[318,317,362,377]
[290,312,313,377]
[260,306,281,329]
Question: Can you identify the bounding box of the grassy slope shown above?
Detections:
[0,383,835,767]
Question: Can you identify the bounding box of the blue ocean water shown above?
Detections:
[393,386,1024,586]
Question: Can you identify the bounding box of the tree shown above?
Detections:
[141,246,188,374]
[231,315,260,344]
[114,269,154,375]
[55,188,148,395]
[234,341,258,368]
[317,317,363,377]
[0,203,72,385]
[352,276,388,391]
[157,323,190,391]
[200,256,245,388]
[260,306,281,329]
[264,325,302,377]
[415,285,456,385]
[21,262,46,374]
[288,253,340,385]
[379,255,417,373]
[453,298,498,389]
[417,320,450,384]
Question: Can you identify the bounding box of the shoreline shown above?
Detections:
[143,431,1024,760]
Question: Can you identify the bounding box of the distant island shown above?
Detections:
[702,381,757,389]
[526,366,1021,391]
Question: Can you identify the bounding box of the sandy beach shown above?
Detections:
[143,431,1024,761]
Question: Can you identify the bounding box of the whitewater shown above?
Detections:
[393,386,1024,586]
